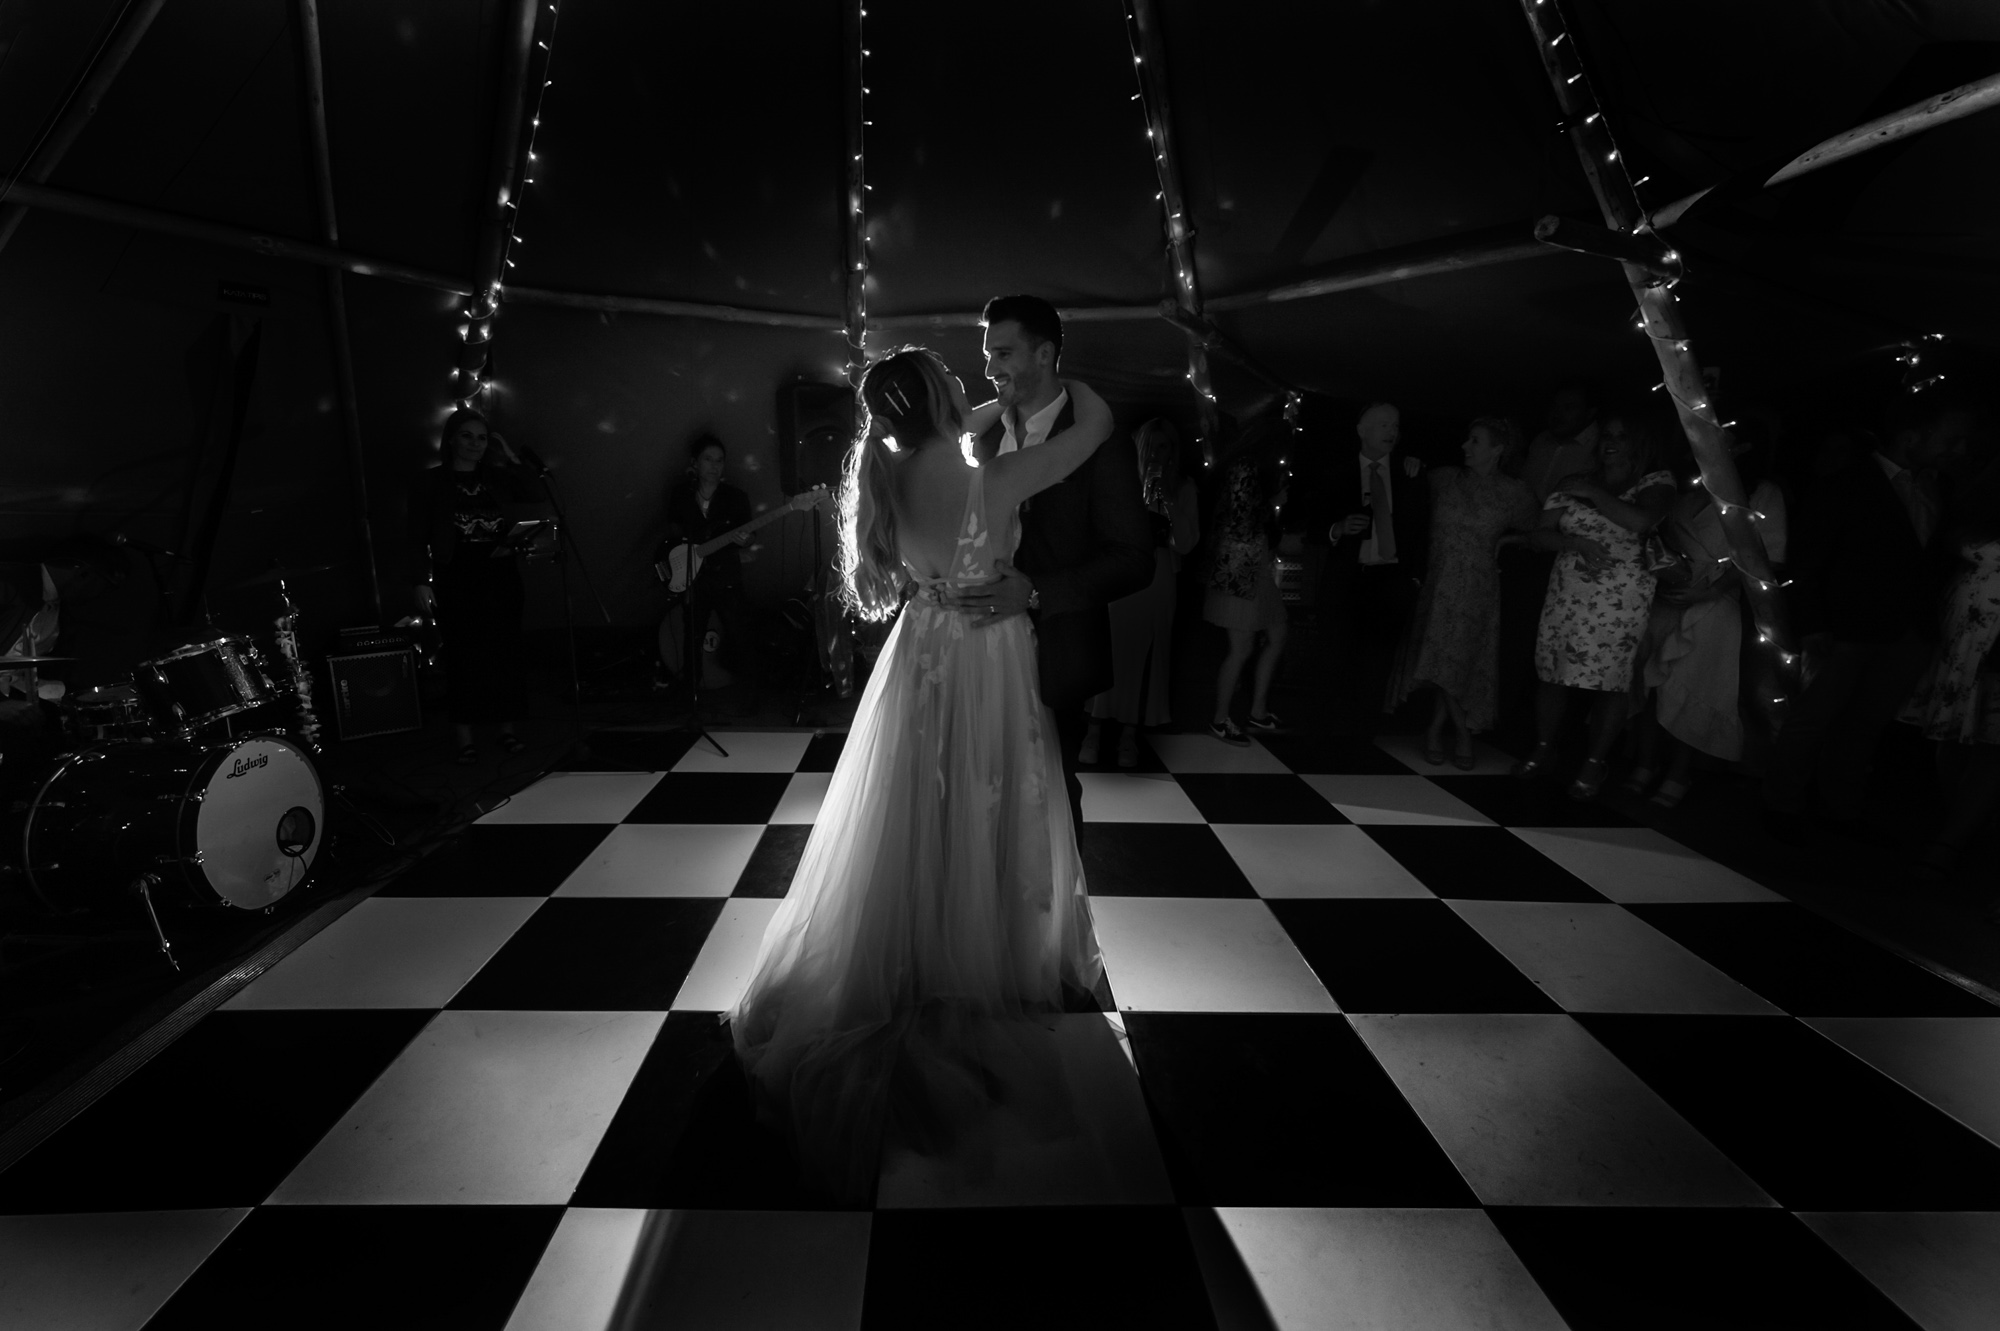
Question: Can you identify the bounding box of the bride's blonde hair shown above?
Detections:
[839,347,965,621]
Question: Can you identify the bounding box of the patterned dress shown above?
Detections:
[1903,540,2000,744]
[1392,467,1539,730]
[1535,470,1676,691]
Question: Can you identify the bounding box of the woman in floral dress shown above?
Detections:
[1514,412,1676,798]
[1392,416,1539,767]
[1201,417,1290,745]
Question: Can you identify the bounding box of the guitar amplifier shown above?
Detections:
[325,638,422,740]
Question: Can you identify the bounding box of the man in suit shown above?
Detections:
[945,295,1154,829]
[1316,401,1430,733]
[1762,393,1973,833]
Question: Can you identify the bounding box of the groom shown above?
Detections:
[948,294,1153,828]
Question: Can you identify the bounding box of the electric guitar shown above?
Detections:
[654,485,831,598]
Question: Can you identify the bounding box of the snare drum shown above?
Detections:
[133,636,277,735]
[22,734,324,913]
[62,684,150,742]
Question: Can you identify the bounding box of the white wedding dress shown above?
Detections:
[727,458,1102,1200]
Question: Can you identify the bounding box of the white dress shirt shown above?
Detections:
[1357,452,1397,566]
[997,390,1069,455]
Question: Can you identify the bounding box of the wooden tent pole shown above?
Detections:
[0,0,172,256]
[1516,0,1799,712]
[1125,0,1222,439]
[1769,71,2000,188]
[840,0,868,385]
[294,0,381,623]
[456,0,541,401]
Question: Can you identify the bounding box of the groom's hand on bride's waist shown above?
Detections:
[939,559,1036,627]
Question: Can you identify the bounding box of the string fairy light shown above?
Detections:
[840,0,870,384]
[455,0,568,409]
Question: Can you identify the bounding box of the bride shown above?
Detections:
[726,346,1113,1200]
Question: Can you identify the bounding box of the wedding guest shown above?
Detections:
[1513,406,1677,798]
[411,407,544,763]
[1762,393,1972,834]
[1083,418,1199,767]
[656,434,753,689]
[1520,384,1601,501]
[1203,416,1290,746]
[1902,430,1999,878]
[1391,416,1539,767]
[1321,401,1429,731]
[1634,425,1788,806]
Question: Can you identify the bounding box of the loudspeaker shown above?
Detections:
[326,648,423,740]
[777,378,854,496]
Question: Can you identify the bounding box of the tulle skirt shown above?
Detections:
[727,595,1102,1200]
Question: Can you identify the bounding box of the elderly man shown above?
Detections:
[1318,402,1429,732]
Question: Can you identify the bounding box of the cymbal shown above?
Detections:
[236,563,336,588]
[0,655,74,665]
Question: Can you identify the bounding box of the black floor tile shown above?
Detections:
[1125,1013,1477,1206]
[1172,774,1348,824]
[144,1205,564,1331]
[1627,903,1999,1017]
[732,824,813,898]
[862,1206,1218,1330]
[1359,826,1609,902]
[798,731,849,772]
[1579,1014,2000,1209]
[559,730,696,772]
[1266,899,1562,1013]
[571,1012,827,1209]
[1488,1207,1923,1330]
[1254,733,1410,774]
[376,824,614,897]
[1080,824,1256,898]
[1428,775,1640,828]
[0,1010,430,1213]
[623,773,793,823]
[446,899,725,1009]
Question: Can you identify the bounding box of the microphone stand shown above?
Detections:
[676,533,727,760]
[529,464,607,713]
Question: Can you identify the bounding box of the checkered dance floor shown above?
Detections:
[5,728,2000,1329]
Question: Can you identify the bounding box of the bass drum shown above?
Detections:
[23,735,324,914]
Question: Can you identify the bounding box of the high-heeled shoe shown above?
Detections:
[1650,779,1688,809]
[1511,743,1557,780]
[1423,729,1447,766]
[1622,766,1656,796]
[1568,757,1609,801]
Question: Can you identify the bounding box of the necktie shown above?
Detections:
[1371,459,1396,560]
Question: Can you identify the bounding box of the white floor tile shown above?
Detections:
[769,772,832,825]
[476,772,663,825]
[1303,775,1495,826]
[504,1208,649,1331]
[1090,897,1339,1013]
[222,897,542,1010]
[1210,824,1436,899]
[552,824,763,898]
[1805,1018,2000,1148]
[0,1208,249,1331]
[672,898,783,1012]
[876,1014,1173,1208]
[1217,1207,1568,1331]
[1375,734,1519,777]
[1449,901,1783,1015]
[268,1009,667,1205]
[1351,1012,1772,1207]
[1146,731,1292,774]
[1079,772,1206,823]
[510,1209,870,1331]
[1510,827,1784,903]
[671,730,813,774]
[1798,1211,2000,1331]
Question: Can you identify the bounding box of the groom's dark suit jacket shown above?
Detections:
[975,397,1153,711]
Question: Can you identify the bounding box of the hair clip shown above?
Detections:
[881,381,913,416]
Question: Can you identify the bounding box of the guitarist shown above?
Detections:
[657,434,752,689]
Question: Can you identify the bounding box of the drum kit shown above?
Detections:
[4,565,333,971]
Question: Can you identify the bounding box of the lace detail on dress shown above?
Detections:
[909,462,1018,608]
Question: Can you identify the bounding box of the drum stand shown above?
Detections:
[130,873,180,973]
[675,535,728,761]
